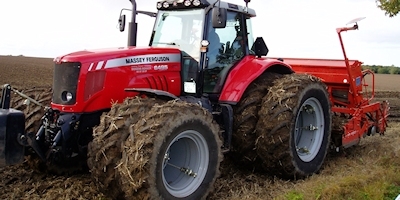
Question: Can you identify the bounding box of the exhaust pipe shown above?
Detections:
[128,0,138,46]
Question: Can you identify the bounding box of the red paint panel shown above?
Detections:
[51,47,181,113]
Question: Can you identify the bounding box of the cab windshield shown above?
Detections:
[150,9,205,60]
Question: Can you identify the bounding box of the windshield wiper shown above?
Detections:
[152,42,180,46]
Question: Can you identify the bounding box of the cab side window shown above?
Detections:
[204,11,245,93]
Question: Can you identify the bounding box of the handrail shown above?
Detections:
[361,69,375,103]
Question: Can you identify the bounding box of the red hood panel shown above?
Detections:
[56,46,181,63]
[51,46,183,113]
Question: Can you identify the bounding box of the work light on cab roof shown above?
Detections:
[157,0,208,10]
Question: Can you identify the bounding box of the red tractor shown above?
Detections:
[0,0,389,199]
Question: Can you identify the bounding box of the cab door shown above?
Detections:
[203,11,248,94]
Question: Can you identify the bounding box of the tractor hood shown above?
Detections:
[54,46,182,64]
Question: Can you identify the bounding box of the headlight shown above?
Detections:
[66,92,73,101]
[193,0,201,6]
[184,0,191,6]
[62,91,73,102]
[163,1,170,8]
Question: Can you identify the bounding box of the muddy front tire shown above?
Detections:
[87,97,164,199]
[256,74,332,178]
[117,100,222,200]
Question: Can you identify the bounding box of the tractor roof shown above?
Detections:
[207,0,256,17]
[157,0,256,17]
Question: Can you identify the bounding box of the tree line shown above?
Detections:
[362,65,400,74]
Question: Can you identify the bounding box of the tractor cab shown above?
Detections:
[121,0,265,98]
[151,0,259,96]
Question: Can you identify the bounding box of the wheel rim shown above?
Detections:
[294,97,324,162]
[162,130,209,198]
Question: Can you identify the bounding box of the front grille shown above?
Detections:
[52,62,81,105]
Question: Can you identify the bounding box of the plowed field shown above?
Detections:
[0,55,399,200]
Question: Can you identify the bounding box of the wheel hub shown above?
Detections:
[162,130,209,197]
[294,97,325,162]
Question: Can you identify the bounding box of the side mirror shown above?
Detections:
[251,37,269,58]
[212,8,227,28]
[119,14,126,32]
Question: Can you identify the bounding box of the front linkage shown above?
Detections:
[18,108,86,166]
[0,84,92,168]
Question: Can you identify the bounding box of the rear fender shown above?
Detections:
[219,56,293,104]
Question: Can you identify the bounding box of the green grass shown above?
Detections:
[273,123,400,200]
[277,169,400,200]
[384,184,400,200]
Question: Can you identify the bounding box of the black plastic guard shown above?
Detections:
[0,108,25,167]
[220,104,233,152]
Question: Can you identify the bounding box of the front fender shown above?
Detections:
[219,56,293,104]
[125,88,178,101]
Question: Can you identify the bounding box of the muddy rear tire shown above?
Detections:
[117,100,222,199]
[232,73,282,165]
[11,87,52,133]
[87,97,164,199]
[256,74,331,178]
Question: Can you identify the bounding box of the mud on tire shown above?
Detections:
[116,100,222,200]
[87,97,164,199]
[232,73,282,165]
[10,87,52,133]
[256,74,332,178]
[330,112,348,149]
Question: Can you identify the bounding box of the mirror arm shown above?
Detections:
[119,8,131,17]
[137,10,157,17]
[118,8,157,33]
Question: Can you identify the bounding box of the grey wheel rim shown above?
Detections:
[294,97,325,162]
[162,130,209,197]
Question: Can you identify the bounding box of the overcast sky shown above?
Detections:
[0,0,399,66]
